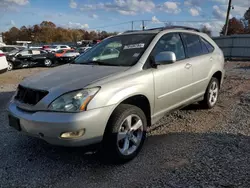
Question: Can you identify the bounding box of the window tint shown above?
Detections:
[19,50,32,55]
[201,37,214,53]
[4,47,15,52]
[152,33,185,61]
[182,33,203,58]
[0,47,6,52]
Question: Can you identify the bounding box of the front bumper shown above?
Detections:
[8,102,115,147]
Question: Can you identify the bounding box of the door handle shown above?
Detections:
[210,57,213,61]
[185,63,192,69]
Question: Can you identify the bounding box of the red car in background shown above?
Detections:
[42,45,50,50]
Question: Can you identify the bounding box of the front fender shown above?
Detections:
[87,71,155,114]
[105,84,151,106]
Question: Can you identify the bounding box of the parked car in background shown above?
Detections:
[54,49,69,58]
[77,46,92,54]
[0,45,25,55]
[8,26,225,163]
[0,50,8,73]
[45,45,71,52]
[42,45,50,50]
[8,49,55,69]
[56,49,80,63]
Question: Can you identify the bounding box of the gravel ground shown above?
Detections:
[1,62,250,188]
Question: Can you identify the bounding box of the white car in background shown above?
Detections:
[46,45,71,52]
[0,50,8,73]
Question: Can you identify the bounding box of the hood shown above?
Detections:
[20,64,129,92]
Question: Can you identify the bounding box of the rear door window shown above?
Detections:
[181,33,203,58]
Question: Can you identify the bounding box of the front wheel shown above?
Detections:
[7,62,13,71]
[102,104,147,163]
[44,59,52,67]
[200,77,219,109]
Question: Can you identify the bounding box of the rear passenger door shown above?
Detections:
[181,33,214,96]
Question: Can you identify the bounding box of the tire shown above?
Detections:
[7,62,13,71]
[44,59,52,67]
[200,77,220,109]
[102,104,147,163]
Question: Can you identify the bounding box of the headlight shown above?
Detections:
[48,87,100,112]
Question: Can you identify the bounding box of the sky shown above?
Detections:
[0,0,250,36]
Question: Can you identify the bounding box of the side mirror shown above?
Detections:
[154,51,176,65]
[16,54,22,58]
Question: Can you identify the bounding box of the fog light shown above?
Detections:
[60,129,85,139]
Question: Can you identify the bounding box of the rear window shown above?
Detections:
[181,33,203,58]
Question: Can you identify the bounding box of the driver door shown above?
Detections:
[152,33,193,116]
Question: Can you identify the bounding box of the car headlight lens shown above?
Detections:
[48,88,100,112]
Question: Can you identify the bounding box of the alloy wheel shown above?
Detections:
[7,62,13,71]
[117,114,144,156]
[209,81,218,106]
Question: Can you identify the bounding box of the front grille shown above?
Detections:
[15,85,48,105]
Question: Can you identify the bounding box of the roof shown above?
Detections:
[121,26,200,35]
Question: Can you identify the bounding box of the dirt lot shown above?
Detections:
[1,62,250,187]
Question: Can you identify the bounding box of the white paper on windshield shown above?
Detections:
[124,43,145,50]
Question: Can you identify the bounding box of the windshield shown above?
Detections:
[51,46,57,49]
[74,34,155,66]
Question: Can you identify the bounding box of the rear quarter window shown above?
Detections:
[200,37,214,53]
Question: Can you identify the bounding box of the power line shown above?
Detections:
[89,21,131,30]
[88,19,223,31]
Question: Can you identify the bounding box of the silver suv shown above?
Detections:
[8,26,225,163]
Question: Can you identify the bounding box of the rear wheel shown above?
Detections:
[102,104,147,163]
[7,62,13,71]
[44,59,52,67]
[200,77,219,109]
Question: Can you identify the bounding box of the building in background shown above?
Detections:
[0,33,6,46]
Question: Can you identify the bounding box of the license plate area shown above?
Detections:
[8,115,21,131]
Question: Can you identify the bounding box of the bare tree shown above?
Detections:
[200,26,212,37]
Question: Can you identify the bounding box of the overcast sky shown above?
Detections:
[0,0,249,36]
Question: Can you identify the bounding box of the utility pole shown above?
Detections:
[224,0,232,36]
[142,20,145,30]
[131,21,134,31]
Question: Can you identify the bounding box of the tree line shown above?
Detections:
[220,8,250,35]
[2,21,118,44]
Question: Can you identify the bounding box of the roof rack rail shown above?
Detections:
[121,26,200,34]
[122,30,141,34]
[163,26,200,32]
[145,26,200,32]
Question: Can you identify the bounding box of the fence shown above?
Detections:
[213,35,250,60]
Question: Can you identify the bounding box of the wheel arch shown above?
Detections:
[212,71,222,88]
[105,94,152,133]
